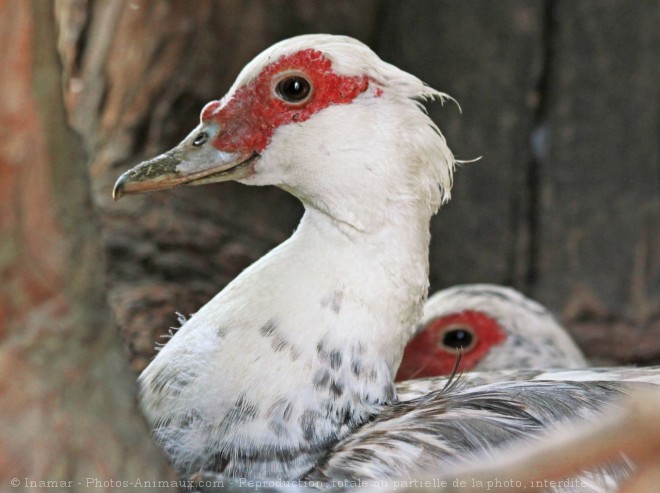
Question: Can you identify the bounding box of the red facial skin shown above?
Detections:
[201,49,371,154]
[395,310,507,381]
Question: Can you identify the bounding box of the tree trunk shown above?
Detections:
[0,0,174,489]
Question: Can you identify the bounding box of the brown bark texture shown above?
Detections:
[0,0,175,490]
[1,0,658,490]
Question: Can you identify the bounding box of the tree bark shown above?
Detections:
[0,0,174,489]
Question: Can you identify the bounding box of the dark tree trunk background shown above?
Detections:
[1,0,658,489]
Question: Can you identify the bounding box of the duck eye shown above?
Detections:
[276,75,312,103]
[193,132,208,147]
[441,326,475,351]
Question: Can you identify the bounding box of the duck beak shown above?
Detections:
[112,126,257,200]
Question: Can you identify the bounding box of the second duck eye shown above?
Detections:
[276,75,312,103]
[440,326,476,352]
[193,132,208,147]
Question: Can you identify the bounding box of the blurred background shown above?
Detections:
[1,0,658,488]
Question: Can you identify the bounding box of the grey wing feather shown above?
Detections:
[309,380,640,491]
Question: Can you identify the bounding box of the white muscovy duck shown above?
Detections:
[114,33,454,479]
[113,34,660,489]
[397,284,587,381]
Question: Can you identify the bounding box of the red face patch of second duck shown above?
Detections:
[396,310,507,381]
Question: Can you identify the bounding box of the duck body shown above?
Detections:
[141,205,429,478]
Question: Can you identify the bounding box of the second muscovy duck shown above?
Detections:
[397,284,587,380]
[113,34,659,489]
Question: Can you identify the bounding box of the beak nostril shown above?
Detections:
[193,132,209,147]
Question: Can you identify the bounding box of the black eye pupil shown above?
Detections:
[442,328,473,349]
[276,76,311,103]
[193,132,208,146]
